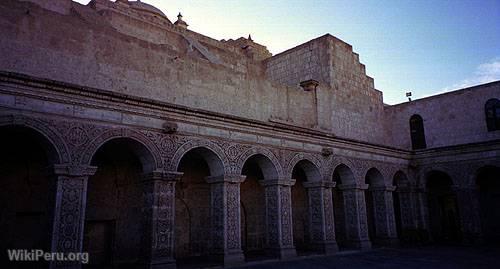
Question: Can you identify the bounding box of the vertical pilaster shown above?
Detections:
[337,183,371,250]
[142,171,182,269]
[303,181,339,254]
[415,187,430,241]
[206,174,245,267]
[50,164,97,269]
[370,186,399,246]
[261,179,297,259]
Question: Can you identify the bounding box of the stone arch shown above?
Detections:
[0,115,70,163]
[417,166,458,188]
[365,168,385,187]
[475,165,500,243]
[0,115,67,259]
[393,170,409,187]
[331,163,357,185]
[286,153,323,182]
[329,156,368,185]
[392,170,410,240]
[425,170,461,242]
[171,139,227,177]
[236,147,283,179]
[81,128,162,172]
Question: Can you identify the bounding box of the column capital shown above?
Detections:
[205,174,246,184]
[142,170,183,182]
[452,184,478,192]
[260,178,295,187]
[370,185,397,192]
[303,180,336,189]
[337,183,368,191]
[51,164,98,177]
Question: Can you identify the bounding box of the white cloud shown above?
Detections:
[441,57,500,92]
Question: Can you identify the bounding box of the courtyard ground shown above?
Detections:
[231,246,500,269]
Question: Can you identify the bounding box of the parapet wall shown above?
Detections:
[0,0,390,146]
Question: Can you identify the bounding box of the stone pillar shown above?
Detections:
[206,174,245,267]
[454,184,483,244]
[261,178,297,259]
[49,164,97,269]
[142,170,183,269]
[394,184,419,243]
[303,181,339,254]
[337,183,371,250]
[370,186,399,246]
[413,187,430,231]
[395,184,416,231]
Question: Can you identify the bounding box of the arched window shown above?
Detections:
[410,114,426,150]
[485,98,500,131]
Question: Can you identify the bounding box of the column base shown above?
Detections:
[267,246,297,260]
[312,241,339,255]
[145,257,177,269]
[346,239,372,250]
[213,251,245,267]
[375,237,399,247]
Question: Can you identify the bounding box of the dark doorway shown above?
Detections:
[240,155,269,261]
[0,126,57,269]
[291,166,309,254]
[426,171,461,243]
[85,139,146,268]
[477,166,500,245]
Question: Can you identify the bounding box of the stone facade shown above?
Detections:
[0,0,499,268]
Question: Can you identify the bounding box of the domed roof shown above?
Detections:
[129,0,168,19]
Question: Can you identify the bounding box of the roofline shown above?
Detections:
[388,80,500,107]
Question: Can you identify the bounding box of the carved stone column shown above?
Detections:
[415,187,431,241]
[394,184,418,242]
[395,184,415,230]
[49,164,97,269]
[370,186,399,246]
[206,174,245,267]
[453,184,483,244]
[303,181,339,254]
[261,178,297,259]
[142,170,183,269]
[337,183,371,250]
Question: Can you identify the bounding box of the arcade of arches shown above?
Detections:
[0,122,498,269]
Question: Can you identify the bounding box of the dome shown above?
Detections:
[129,0,168,19]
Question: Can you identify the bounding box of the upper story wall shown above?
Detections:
[0,0,387,146]
[264,35,385,144]
[385,81,500,150]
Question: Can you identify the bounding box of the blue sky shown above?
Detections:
[74,0,500,104]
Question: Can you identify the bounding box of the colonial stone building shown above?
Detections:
[0,0,499,268]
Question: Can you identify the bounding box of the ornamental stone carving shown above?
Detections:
[50,164,97,269]
[261,178,297,259]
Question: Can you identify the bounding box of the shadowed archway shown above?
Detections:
[0,125,62,268]
[240,154,277,261]
[174,147,224,265]
[426,171,461,243]
[291,159,321,254]
[331,164,356,249]
[84,138,156,267]
[476,165,500,244]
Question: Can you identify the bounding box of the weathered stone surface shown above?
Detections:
[0,1,499,268]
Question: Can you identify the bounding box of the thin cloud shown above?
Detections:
[442,57,500,92]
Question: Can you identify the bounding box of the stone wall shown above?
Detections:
[264,34,386,144]
[385,82,500,149]
[0,0,388,145]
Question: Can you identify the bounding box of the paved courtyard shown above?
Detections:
[234,246,500,269]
